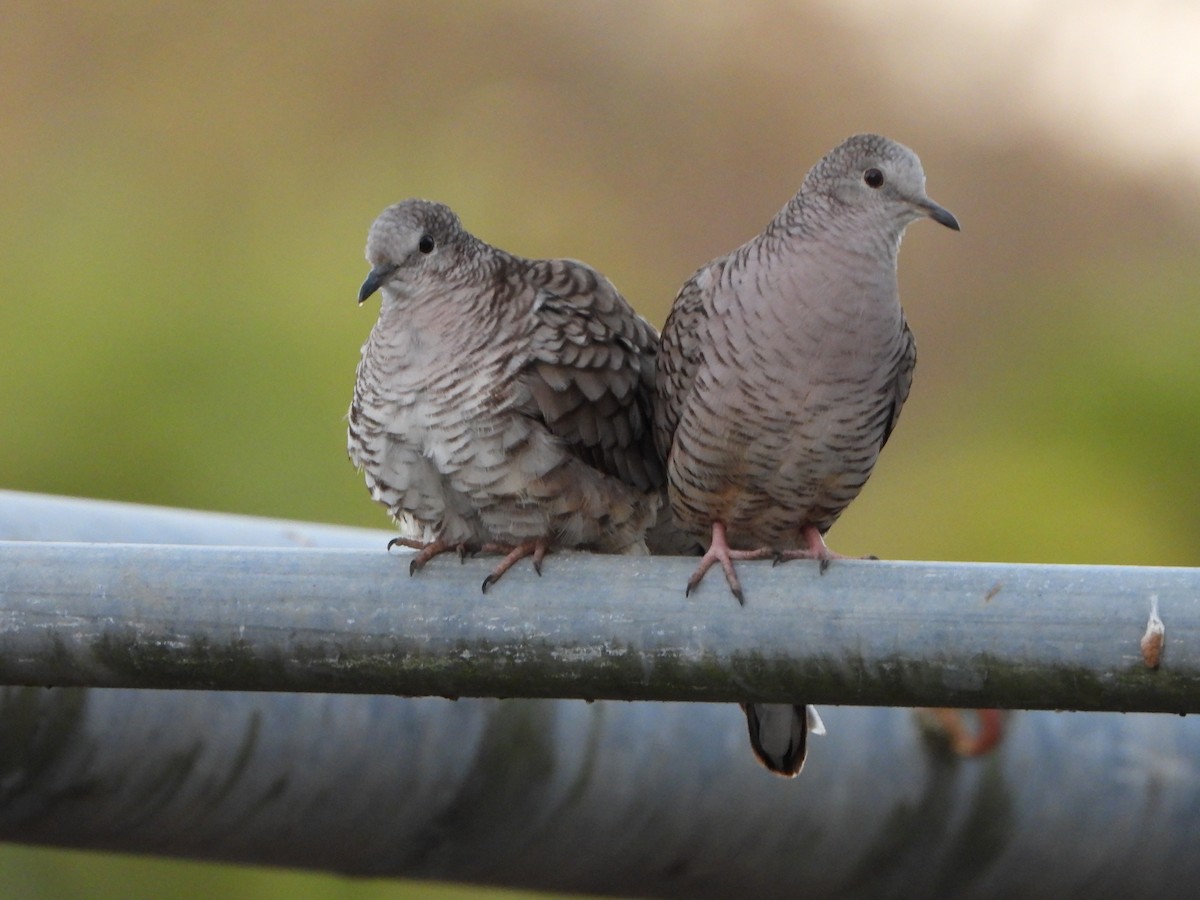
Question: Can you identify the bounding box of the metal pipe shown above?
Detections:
[0,489,385,549]
[2,491,1199,898]
[3,687,1200,899]
[0,539,1192,711]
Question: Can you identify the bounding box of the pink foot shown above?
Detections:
[686,522,774,605]
[387,537,478,576]
[481,539,550,593]
[773,524,877,574]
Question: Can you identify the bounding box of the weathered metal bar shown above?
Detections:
[3,490,1200,900]
[0,538,1193,710]
[0,489,386,549]
[4,687,1200,899]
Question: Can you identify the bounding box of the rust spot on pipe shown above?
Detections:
[1141,595,1165,669]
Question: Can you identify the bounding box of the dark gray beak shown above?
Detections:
[358,265,391,304]
[920,198,960,231]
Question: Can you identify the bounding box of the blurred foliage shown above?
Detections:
[0,844,558,900]
[2,1,1198,897]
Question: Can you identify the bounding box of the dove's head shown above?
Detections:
[358,199,472,304]
[803,134,959,236]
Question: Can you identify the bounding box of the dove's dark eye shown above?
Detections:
[418,234,435,254]
[863,168,885,189]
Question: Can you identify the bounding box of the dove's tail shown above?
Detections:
[741,703,826,777]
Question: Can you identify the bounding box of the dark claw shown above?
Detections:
[481,574,496,594]
[819,558,831,575]
[408,559,419,577]
[533,559,543,577]
[732,586,746,606]
[772,553,785,567]
[387,538,403,552]
[684,584,694,598]
[865,554,880,561]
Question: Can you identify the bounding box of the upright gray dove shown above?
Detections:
[350,199,663,591]
[654,134,959,775]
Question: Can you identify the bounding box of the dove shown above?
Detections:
[654,133,959,774]
[349,199,663,591]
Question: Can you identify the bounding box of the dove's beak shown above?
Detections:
[919,198,960,231]
[358,265,389,304]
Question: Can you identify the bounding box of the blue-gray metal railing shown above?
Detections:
[1,490,1198,899]
[0,541,1190,709]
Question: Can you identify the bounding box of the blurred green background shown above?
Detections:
[2,1,1197,897]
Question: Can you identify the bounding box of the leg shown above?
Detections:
[480,539,550,593]
[686,522,774,605]
[387,537,478,577]
[773,524,878,574]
